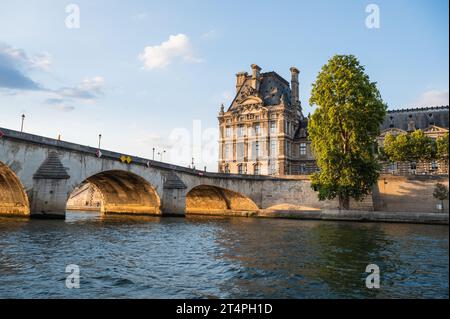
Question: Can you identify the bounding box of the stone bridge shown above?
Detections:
[0,127,361,219]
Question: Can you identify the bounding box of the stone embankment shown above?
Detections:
[186,209,449,225]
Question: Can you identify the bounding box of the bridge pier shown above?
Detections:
[161,172,187,216]
[161,188,186,216]
[30,179,68,219]
[29,151,70,219]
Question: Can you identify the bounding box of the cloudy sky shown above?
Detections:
[0,0,448,170]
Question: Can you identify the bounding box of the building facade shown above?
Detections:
[218,64,303,175]
[377,106,449,175]
[218,64,449,176]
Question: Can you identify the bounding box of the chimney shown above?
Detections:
[289,67,299,106]
[251,64,261,91]
[235,72,248,93]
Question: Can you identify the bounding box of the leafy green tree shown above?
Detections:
[383,130,436,163]
[433,183,448,212]
[383,133,412,162]
[308,55,387,210]
[436,132,449,160]
[409,130,436,161]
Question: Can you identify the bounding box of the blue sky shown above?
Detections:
[0,0,448,170]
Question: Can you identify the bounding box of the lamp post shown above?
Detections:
[98,134,102,149]
[160,150,166,161]
[20,114,25,132]
[152,147,155,160]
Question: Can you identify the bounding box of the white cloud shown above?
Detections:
[55,76,105,101]
[0,43,104,112]
[0,43,43,90]
[414,90,449,107]
[44,76,105,111]
[0,43,52,71]
[29,52,52,71]
[79,76,105,94]
[138,34,203,70]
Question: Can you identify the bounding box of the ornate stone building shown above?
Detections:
[218,64,449,176]
[218,64,304,175]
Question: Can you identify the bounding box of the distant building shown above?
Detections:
[218,64,449,176]
[66,182,102,211]
[378,106,449,175]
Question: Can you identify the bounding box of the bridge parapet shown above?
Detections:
[0,127,302,182]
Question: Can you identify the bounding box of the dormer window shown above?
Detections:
[389,116,394,128]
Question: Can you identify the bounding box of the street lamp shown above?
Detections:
[98,134,102,149]
[160,150,166,161]
[20,114,25,132]
[152,147,155,160]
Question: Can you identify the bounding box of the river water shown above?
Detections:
[0,211,448,299]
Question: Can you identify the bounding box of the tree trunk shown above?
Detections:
[339,195,350,211]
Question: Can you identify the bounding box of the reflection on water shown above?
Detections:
[0,211,448,298]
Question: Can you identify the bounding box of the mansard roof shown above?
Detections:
[228,71,292,111]
[381,105,449,131]
[294,118,309,139]
[387,105,448,113]
[292,105,448,141]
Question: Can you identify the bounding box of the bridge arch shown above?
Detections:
[186,185,259,213]
[67,170,161,215]
[0,161,30,216]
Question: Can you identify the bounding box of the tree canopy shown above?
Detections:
[382,130,446,163]
[308,55,387,210]
[436,132,449,160]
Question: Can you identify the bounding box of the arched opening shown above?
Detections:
[66,170,161,215]
[186,185,258,214]
[67,181,102,211]
[0,161,30,216]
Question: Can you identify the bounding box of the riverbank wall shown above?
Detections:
[186,209,449,225]
[373,175,449,213]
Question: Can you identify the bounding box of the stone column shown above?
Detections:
[161,171,187,216]
[31,151,70,219]
[290,67,300,107]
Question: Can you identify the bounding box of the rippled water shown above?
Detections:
[0,211,448,299]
